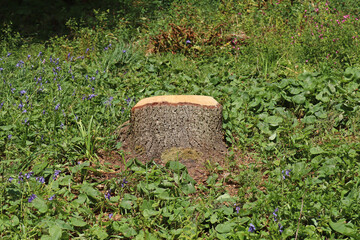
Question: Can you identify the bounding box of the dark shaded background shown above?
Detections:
[0,0,171,41]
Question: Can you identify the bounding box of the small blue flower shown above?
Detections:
[57,84,62,91]
[0,67,3,71]
[121,178,128,187]
[105,190,111,200]
[48,194,56,201]
[88,94,97,100]
[7,52,12,57]
[122,50,126,53]
[236,206,240,214]
[53,170,61,180]
[186,40,191,44]
[109,213,113,219]
[60,122,64,129]
[8,134,12,139]
[28,194,37,203]
[279,223,283,233]
[20,90,26,95]
[55,104,60,110]
[248,223,256,233]
[8,177,13,182]
[36,176,45,184]
[25,171,34,179]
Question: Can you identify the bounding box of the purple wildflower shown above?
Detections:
[273,207,278,221]
[53,170,61,180]
[38,51,42,57]
[22,109,27,113]
[18,172,24,183]
[60,122,64,129]
[55,104,60,110]
[42,110,46,115]
[8,177,13,182]
[248,223,256,233]
[109,213,113,219]
[28,194,37,203]
[88,94,97,100]
[122,50,126,53]
[25,171,34,179]
[121,178,128,187]
[57,84,62,91]
[7,52,11,57]
[27,55,31,59]
[20,90,26,95]
[236,206,240,214]
[279,223,283,233]
[11,88,16,93]
[48,194,55,201]
[0,67,3,71]
[105,190,111,200]
[186,40,191,44]
[36,176,45,184]
[8,134,12,139]
[24,118,28,124]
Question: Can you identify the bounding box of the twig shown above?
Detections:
[295,194,305,240]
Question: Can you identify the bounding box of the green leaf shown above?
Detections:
[32,197,48,213]
[215,221,235,233]
[143,209,159,218]
[49,225,62,240]
[0,125,14,131]
[265,116,283,127]
[310,146,325,155]
[70,217,87,227]
[92,226,108,240]
[114,223,137,237]
[81,182,100,199]
[166,161,186,171]
[120,200,133,209]
[292,94,306,104]
[215,193,234,203]
[32,162,48,175]
[330,219,357,237]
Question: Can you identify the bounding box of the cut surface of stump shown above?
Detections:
[129,95,227,160]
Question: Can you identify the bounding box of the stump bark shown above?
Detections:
[129,95,226,160]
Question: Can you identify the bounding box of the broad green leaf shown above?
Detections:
[120,200,133,209]
[143,209,159,218]
[216,193,234,203]
[310,146,325,155]
[32,197,48,213]
[269,132,277,140]
[81,183,100,199]
[292,94,306,104]
[92,226,108,240]
[70,217,87,227]
[0,125,14,131]
[166,161,186,171]
[330,219,357,237]
[265,116,283,127]
[215,221,235,233]
[49,225,62,240]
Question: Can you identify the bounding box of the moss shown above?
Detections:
[161,147,203,163]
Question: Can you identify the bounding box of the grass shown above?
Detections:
[0,0,360,239]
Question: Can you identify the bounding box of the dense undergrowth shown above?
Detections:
[0,0,360,239]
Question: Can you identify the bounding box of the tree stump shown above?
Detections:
[129,95,226,160]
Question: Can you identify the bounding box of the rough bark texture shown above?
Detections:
[129,95,226,160]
